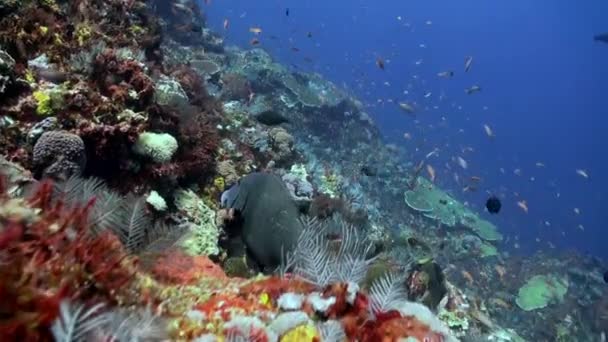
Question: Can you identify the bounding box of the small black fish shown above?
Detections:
[486,196,501,214]
[285,8,289,16]
[254,110,289,126]
[360,165,389,178]
[594,33,608,44]
[360,165,378,177]
[604,270,608,283]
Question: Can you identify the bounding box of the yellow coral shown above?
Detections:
[40,0,59,11]
[213,176,225,191]
[258,292,270,307]
[280,325,319,342]
[33,90,52,116]
[75,23,92,46]
[129,25,145,35]
[24,69,36,84]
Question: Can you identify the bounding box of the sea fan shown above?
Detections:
[368,272,407,316]
[142,221,188,253]
[54,176,122,234]
[103,306,167,342]
[333,219,376,284]
[51,177,153,253]
[291,217,334,286]
[106,194,150,253]
[286,216,375,287]
[317,320,346,342]
[51,300,110,342]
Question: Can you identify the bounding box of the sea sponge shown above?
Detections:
[133,131,178,163]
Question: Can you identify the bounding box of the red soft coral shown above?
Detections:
[0,179,138,340]
[152,249,226,285]
[92,49,155,109]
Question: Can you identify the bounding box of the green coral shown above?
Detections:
[75,23,92,46]
[404,190,433,213]
[175,189,220,257]
[438,309,469,337]
[39,0,59,11]
[319,172,339,198]
[405,177,502,241]
[32,86,65,116]
[515,274,568,311]
[132,132,178,163]
[461,213,503,241]
[290,163,308,180]
[486,329,526,342]
[479,241,499,258]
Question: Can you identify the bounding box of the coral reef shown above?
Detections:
[0,1,604,341]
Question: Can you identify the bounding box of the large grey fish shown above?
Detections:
[221,172,303,270]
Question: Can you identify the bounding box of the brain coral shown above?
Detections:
[32,131,86,180]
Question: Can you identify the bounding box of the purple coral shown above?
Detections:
[32,131,86,180]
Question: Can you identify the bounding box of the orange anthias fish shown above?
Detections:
[575,169,589,179]
[494,265,506,279]
[491,298,511,309]
[426,164,436,182]
[464,56,473,72]
[517,200,529,213]
[461,270,474,285]
[250,37,260,45]
[249,27,263,34]
[483,124,495,138]
[223,18,229,30]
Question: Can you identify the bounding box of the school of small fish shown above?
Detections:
[206,2,594,252]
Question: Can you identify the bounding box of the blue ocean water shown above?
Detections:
[203,0,608,260]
